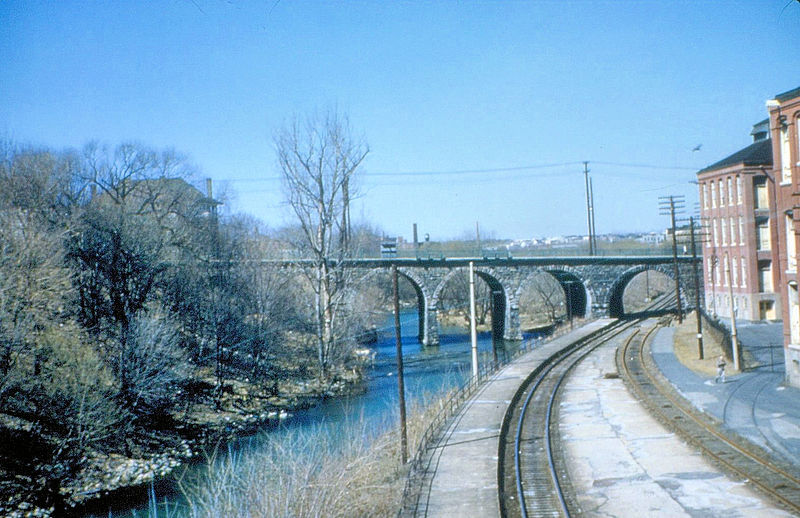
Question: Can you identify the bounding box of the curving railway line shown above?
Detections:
[496,317,647,518]
[406,294,797,517]
[618,322,800,515]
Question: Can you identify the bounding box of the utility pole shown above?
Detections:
[584,162,594,255]
[469,262,479,378]
[207,178,224,406]
[590,176,598,254]
[491,290,501,365]
[476,221,481,255]
[659,195,685,322]
[392,265,408,464]
[724,253,741,371]
[690,217,704,359]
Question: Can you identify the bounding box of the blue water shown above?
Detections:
[83,310,540,517]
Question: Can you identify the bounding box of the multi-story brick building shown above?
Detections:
[767,86,800,387]
[697,120,775,322]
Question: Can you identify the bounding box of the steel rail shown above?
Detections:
[620,326,800,514]
[503,295,675,518]
[508,321,639,517]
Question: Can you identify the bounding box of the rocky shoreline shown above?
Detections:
[1,368,366,518]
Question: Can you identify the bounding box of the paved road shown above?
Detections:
[651,324,800,466]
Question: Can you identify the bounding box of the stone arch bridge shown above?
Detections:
[303,256,701,346]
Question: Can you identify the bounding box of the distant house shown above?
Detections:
[638,233,665,245]
[91,177,219,219]
[696,120,775,322]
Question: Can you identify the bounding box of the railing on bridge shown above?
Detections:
[372,242,694,260]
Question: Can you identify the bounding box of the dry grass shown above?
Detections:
[671,312,738,377]
[179,389,454,518]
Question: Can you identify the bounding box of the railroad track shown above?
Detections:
[497,320,646,517]
[618,322,800,515]
[496,294,676,518]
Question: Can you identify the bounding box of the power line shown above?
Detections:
[592,161,697,171]
[222,159,699,184]
[364,162,583,177]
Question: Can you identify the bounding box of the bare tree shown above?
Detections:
[67,142,199,407]
[275,110,369,379]
[519,272,565,324]
[120,316,193,415]
[438,270,492,325]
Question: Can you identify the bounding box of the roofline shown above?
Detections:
[775,86,800,103]
[696,139,772,174]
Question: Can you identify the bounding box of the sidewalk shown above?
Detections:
[650,323,800,466]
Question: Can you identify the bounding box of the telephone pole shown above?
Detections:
[469,262,479,378]
[590,176,598,253]
[392,265,408,463]
[690,217,704,359]
[659,195,685,322]
[584,162,594,255]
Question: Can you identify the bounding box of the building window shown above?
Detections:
[797,116,800,167]
[711,181,717,208]
[759,261,773,292]
[730,218,737,246]
[727,177,733,206]
[721,217,727,245]
[754,178,769,209]
[713,219,719,246]
[740,258,746,288]
[789,282,800,344]
[757,223,771,251]
[739,216,745,245]
[788,214,798,271]
[732,257,738,287]
[716,260,722,286]
[720,179,727,206]
[737,176,743,205]
[723,256,729,286]
[782,124,792,183]
[703,183,708,209]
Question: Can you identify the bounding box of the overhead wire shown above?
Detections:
[223,159,698,185]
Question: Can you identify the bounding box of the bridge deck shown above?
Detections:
[412,320,613,518]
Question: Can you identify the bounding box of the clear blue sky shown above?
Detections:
[2,1,799,240]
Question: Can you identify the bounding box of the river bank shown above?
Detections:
[5,308,544,518]
[1,360,368,518]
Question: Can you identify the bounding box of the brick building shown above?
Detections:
[697,120,775,322]
[767,86,800,387]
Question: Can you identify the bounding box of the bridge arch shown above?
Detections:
[606,265,680,318]
[543,268,591,319]
[395,268,433,345]
[432,266,518,344]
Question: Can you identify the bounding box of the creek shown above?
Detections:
[82,309,543,517]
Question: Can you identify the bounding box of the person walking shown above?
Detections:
[715,355,727,384]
